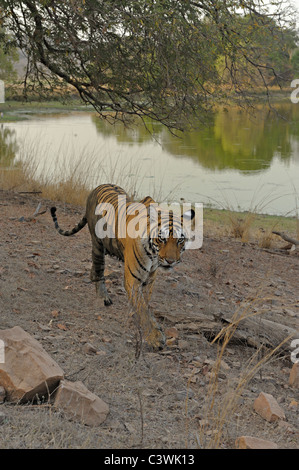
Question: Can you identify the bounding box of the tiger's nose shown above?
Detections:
[166,258,175,265]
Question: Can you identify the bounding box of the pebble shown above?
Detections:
[283,308,297,317]
[82,342,98,355]
[176,388,194,400]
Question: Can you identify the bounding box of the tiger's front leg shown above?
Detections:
[124,262,165,350]
[90,239,113,306]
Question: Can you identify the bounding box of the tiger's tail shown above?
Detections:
[50,207,87,236]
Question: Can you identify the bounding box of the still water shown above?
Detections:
[1,102,299,215]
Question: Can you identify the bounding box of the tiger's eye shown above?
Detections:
[158,232,167,242]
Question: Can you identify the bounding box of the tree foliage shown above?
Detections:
[0,0,295,130]
[0,28,18,81]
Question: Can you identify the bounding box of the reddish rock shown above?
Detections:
[253,392,285,422]
[0,326,64,403]
[165,327,179,339]
[54,379,109,426]
[235,436,278,449]
[0,385,6,403]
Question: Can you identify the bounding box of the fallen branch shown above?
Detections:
[157,307,298,353]
[19,202,47,222]
[272,231,299,249]
[18,191,42,195]
[33,202,46,217]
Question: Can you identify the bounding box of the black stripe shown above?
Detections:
[144,241,154,259]
[133,245,148,272]
[127,264,143,283]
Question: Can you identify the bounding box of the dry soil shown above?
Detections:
[0,190,298,449]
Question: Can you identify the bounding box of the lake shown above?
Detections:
[1,102,299,216]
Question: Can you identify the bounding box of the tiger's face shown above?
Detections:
[149,209,194,269]
[154,229,186,268]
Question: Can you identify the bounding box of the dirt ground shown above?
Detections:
[0,190,298,449]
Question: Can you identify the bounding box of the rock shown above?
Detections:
[235,436,278,449]
[289,399,298,410]
[0,326,64,403]
[175,388,194,400]
[82,342,98,355]
[165,327,179,339]
[253,392,285,422]
[54,379,109,426]
[124,422,136,433]
[0,385,6,403]
[203,358,230,371]
[276,420,297,434]
[166,337,177,346]
[283,308,296,317]
[289,363,299,388]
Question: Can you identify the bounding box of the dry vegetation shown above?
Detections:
[0,189,298,449]
[1,117,298,449]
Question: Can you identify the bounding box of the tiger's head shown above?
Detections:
[149,207,195,269]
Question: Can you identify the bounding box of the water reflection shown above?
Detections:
[1,103,299,214]
[92,103,298,173]
[0,125,18,167]
[91,113,160,146]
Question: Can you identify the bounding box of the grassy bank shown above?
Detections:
[204,207,298,245]
[1,163,298,246]
[0,100,94,122]
[0,85,294,123]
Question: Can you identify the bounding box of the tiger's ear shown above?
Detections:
[181,208,195,221]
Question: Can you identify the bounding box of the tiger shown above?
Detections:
[50,183,194,350]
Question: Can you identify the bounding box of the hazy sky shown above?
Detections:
[290,0,299,13]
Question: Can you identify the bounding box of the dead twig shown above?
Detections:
[18,203,47,222]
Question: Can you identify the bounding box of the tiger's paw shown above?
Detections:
[145,327,165,351]
[95,280,113,306]
[104,297,113,306]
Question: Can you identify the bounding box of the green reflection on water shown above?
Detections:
[0,124,18,167]
[92,102,299,174]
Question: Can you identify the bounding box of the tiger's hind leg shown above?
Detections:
[90,239,113,306]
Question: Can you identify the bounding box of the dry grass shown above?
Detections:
[0,137,145,206]
[0,134,181,207]
[258,230,275,249]
[204,182,299,246]
[184,285,293,449]
[227,211,256,242]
